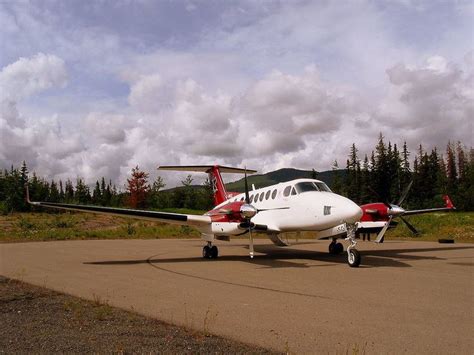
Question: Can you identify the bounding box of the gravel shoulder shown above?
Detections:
[0,276,276,354]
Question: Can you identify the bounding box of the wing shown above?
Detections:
[26,191,210,227]
[403,207,454,216]
[403,195,456,216]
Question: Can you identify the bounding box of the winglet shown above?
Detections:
[25,183,39,206]
[442,195,455,210]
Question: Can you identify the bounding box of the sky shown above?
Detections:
[0,0,473,188]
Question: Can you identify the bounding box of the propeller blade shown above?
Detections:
[396,180,413,206]
[244,168,250,204]
[375,216,392,243]
[249,227,254,259]
[400,216,419,235]
[369,186,391,209]
[257,207,290,212]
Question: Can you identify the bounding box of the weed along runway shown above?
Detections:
[1,239,473,353]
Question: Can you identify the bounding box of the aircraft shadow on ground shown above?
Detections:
[83,244,474,269]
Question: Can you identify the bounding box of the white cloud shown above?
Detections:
[0,53,67,101]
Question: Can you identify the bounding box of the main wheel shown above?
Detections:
[347,249,361,267]
[334,242,344,254]
[202,245,211,259]
[210,245,218,259]
[329,242,336,254]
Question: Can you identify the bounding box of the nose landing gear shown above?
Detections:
[202,242,219,259]
[345,223,361,267]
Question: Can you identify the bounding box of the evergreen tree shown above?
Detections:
[359,154,371,204]
[65,179,74,202]
[374,133,390,202]
[181,175,195,209]
[148,175,166,208]
[59,180,65,202]
[92,181,101,204]
[400,141,411,192]
[75,178,91,204]
[331,160,343,194]
[446,142,457,197]
[49,180,60,202]
[345,143,360,202]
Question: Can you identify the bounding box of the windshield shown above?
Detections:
[315,182,331,192]
[295,182,319,194]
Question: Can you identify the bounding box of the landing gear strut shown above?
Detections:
[202,242,218,259]
[329,239,344,254]
[345,223,361,267]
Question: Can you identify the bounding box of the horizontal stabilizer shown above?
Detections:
[158,165,257,174]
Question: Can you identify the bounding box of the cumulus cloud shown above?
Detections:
[376,55,473,148]
[0,53,67,101]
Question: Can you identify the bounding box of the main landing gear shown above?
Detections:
[202,242,218,259]
[328,239,344,255]
[345,223,361,267]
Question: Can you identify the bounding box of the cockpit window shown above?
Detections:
[291,187,297,196]
[315,182,331,192]
[295,182,319,193]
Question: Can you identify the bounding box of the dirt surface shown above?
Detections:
[1,239,473,353]
[0,276,275,353]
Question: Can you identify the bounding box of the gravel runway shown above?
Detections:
[1,239,473,353]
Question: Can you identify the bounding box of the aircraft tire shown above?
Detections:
[202,245,211,259]
[335,242,344,254]
[347,249,361,267]
[210,245,219,258]
[328,242,336,254]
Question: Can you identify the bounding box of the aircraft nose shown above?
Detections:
[343,199,363,224]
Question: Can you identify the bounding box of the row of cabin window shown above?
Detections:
[237,185,297,204]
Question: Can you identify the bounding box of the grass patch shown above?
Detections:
[385,211,474,243]
[0,211,201,243]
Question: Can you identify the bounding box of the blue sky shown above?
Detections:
[0,0,473,186]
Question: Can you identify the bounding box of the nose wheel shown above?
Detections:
[202,242,218,259]
[345,223,361,267]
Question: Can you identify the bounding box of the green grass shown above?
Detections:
[1,211,472,243]
[0,211,201,243]
[384,211,474,243]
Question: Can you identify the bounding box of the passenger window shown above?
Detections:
[272,189,277,199]
[265,190,271,200]
[240,197,244,201]
[259,193,264,202]
[283,186,291,197]
[291,187,297,196]
[250,195,254,203]
[254,193,259,202]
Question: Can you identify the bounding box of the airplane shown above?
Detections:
[26,165,364,267]
[357,181,455,243]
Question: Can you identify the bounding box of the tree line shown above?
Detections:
[1,135,472,214]
[331,134,473,210]
[0,163,213,214]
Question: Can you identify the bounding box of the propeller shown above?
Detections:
[374,180,418,243]
[375,216,392,243]
[395,180,413,206]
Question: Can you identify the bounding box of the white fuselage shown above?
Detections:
[210,178,362,236]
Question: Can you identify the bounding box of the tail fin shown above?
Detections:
[158,165,257,206]
[442,195,455,209]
